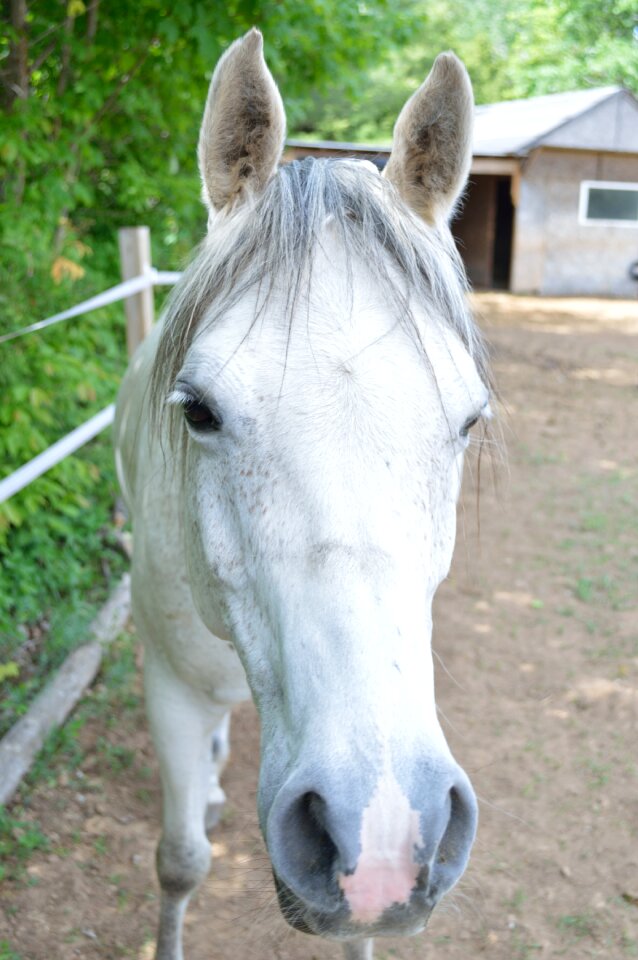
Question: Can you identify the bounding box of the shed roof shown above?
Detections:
[286,86,638,162]
[473,86,631,155]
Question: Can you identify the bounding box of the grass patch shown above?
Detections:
[552,471,638,622]
[0,942,23,960]
[0,808,50,883]
[557,911,599,940]
[26,715,87,790]
[19,630,140,795]
[575,577,595,603]
[0,629,140,886]
[95,739,136,773]
[505,887,526,910]
[511,933,543,959]
[580,512,608,532]
[580,758,611,789]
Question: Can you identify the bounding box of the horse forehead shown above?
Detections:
[191,300,482,424]
[184,234,484,416]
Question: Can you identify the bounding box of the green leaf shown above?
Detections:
[0,662,20,682]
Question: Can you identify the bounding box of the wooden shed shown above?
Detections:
[286,86,638,297]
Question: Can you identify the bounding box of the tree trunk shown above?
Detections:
[1,0,29,109]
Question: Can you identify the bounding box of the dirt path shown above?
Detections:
[2,292,638,960]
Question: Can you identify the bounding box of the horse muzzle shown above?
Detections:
[272,869,437,938]
[265,756,478,938]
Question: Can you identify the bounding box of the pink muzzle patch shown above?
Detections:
[338,767,422,924]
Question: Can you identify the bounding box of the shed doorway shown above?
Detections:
[453,174,514,289]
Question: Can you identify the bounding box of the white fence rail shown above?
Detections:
[0,227,182,505]
[0,270,180,345]
[0,406,117,504]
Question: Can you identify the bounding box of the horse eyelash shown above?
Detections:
[469,400,494,431]
[167,387,196,408]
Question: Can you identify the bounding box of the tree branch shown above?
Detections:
[56,14,74,97]
[86,0,99,41]
[31,39,57,73]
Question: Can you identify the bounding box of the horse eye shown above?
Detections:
[183,398,222,431]
[460,414,480,438]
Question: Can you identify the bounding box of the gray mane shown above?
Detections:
[151,157,490,427]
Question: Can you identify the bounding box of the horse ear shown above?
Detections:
[198,29,286,213]
[383,53,473,226]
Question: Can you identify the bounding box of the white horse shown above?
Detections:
[115,28,491,960]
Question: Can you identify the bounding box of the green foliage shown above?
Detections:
[300,0,638,141]
[0,662,19,681]
[0,300,124,542]
[0,418,130,737]
[1,0,418,262]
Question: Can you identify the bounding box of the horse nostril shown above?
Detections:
[431,779,478,895]
[304,790,327,830]
[273,790,341,906]
[297,791,339,871]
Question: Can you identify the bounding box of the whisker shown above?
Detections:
[474,792,532,828]
[432,647,466,690]
[436,703,469,741]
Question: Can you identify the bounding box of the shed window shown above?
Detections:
[580,181,638,226]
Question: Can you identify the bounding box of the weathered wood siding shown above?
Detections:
[511,147,638,297]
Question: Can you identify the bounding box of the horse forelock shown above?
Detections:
[150,156,491,439]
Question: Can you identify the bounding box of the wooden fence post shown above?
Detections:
[118,226,154,356]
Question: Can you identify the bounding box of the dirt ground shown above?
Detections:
[2,292,638,960]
